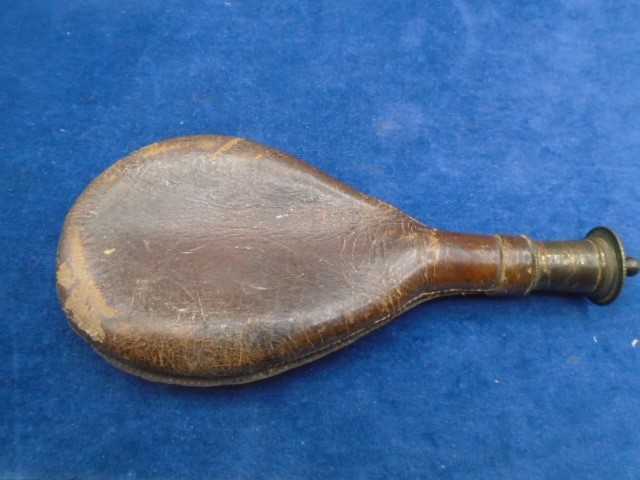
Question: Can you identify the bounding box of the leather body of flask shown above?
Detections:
[57,136,638,385]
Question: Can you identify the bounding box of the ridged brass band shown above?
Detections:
[521,235,538,295]
[492,234,537,295]
[585,227,627,305]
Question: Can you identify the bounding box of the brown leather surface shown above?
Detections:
[55,136,565,385]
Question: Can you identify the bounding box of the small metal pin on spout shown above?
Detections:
[627,257,640,277]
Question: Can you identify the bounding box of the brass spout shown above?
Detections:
[526,227,633,305]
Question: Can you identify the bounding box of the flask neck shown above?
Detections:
[430,227,635,305]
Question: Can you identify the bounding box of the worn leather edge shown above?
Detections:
[94,287,490,386]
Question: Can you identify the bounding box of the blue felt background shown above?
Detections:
[2,1,639,479]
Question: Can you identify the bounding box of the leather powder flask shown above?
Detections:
[57,136,639,385]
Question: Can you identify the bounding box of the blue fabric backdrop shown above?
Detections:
[2,1,639,479]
